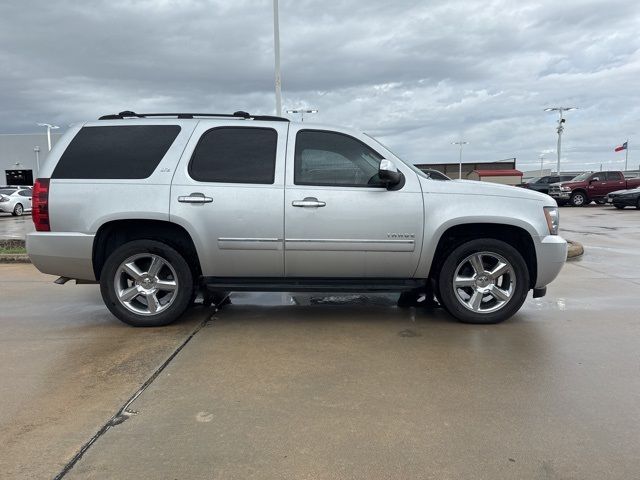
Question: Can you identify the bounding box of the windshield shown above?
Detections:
[363,133,446,180]
[527,177,542,183]
[0,189,16,195]
[570,172,592,181]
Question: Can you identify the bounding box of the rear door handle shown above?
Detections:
[292,197,326,208]
[178,192,213,204]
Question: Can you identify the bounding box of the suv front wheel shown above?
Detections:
[438,239,529,324]
[100,240,194,327]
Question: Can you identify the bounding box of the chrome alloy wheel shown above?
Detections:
[452,251,516,314]
[114,253,179,316]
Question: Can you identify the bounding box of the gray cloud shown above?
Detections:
[1,0,639,171]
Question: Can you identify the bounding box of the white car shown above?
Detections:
[0,187,33,216]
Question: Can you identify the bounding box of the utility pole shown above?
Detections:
[539,153,545,175]
[544,107,577,174]
[273,0,282,116]
[37,123,60,151]
[451,141,468,179]
[34,146,40,178]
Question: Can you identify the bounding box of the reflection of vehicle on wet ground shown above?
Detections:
[549,171,640,207]
[27,110,567,327]
[0,187,33,216]
[606,187,640,209]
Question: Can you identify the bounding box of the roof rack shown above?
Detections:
[98,110,289,122]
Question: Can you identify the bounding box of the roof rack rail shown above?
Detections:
[98,110,289,122]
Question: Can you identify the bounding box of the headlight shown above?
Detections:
[544,206,559,235]
[560,186,572,192]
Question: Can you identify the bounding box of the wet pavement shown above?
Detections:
[0,213,33,240]
[1,205,640,479]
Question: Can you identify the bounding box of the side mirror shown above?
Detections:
[378,159,402,188]
[590,176,600,183]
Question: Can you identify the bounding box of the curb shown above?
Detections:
[0,254,30,263]
[0,239,28,263]
[567,240,584,259]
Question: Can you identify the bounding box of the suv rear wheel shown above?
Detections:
[100,240,194,327]
[438,239,529,324]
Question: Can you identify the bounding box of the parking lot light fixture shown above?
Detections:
[451,140,468,179]
[37,123,60,151]
[544,107,577,174]
[286,109,318,122]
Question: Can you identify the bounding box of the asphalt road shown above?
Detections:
[1,206,639,479]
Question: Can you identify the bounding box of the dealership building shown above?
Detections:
[1,132,63,185]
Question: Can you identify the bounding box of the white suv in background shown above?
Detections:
[27,111,567,327]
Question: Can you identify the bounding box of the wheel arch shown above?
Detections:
[427,222,538,289]
[92,219,201,281]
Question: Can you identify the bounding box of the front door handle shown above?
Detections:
[178,192,213,204]
[292,197,326,208]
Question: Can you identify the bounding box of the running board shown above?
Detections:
[203,277,426,293]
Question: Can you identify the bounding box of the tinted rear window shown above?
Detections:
[189,127,277,184]
[53,125,181,179]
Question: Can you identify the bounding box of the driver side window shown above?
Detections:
[294,130,385,187]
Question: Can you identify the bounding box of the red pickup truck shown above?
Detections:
[548,171,640,206]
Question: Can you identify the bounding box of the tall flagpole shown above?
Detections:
[625,139,628,171]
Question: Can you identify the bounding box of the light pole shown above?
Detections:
[544,107,577,174]
[451,141,468,179]
[273,0,282,116]
[37,123,60,151]
[286,109,318,122]
[34,146,40,178]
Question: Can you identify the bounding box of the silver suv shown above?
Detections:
[27,111,567,326]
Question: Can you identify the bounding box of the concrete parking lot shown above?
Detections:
[1,206,639,479]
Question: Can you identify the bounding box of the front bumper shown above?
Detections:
[535,235,567,288]
[549,191,570,200]
[607,195,637,206]
[26,232,96,281]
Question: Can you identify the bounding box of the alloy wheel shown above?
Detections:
[452,251,516,313]
[113,253,179,316]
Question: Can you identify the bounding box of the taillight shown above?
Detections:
[32,178,50,232]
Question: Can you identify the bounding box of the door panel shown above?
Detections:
[170,121,288,277]
[284,126,424,278]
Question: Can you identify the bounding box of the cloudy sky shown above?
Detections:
[1,0,639,171]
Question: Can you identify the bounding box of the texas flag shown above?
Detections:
[614,141,628,152]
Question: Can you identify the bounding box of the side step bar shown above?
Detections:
[203,277,427,293]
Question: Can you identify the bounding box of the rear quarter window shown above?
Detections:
[52,125,181,179]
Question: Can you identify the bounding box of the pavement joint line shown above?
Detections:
[52,311,218,480]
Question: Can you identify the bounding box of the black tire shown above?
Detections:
[437,239,529,324]
[12,203,23,216]
[100,240,194,327]
[594,199,606,205]
[636,199,640,210]
[614,204,625,210]
[570,191,588,207]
